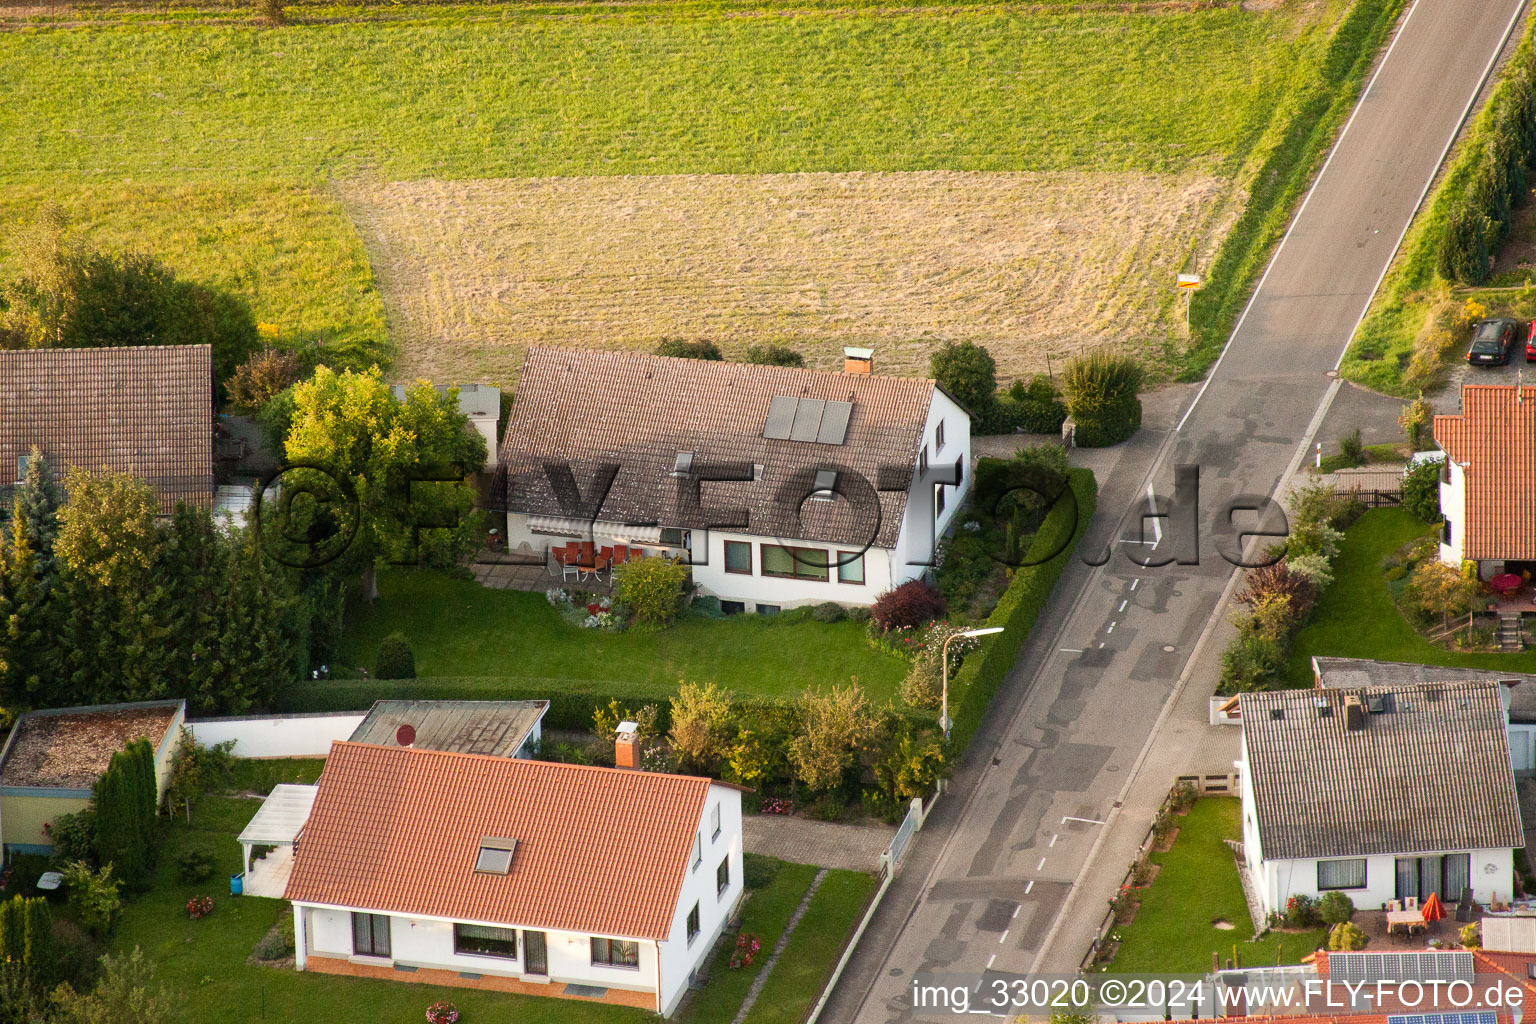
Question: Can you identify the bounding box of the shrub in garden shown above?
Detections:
[1318,891,1355,927]
[1236,561,1316,622]
[1405,559,1480,625]
[61,861,121,939]
[654,338,722,360]
[1217,594,1296,695]
[871,579,946,632]
[669,682,734,775]
[900,649,942,709]
[1461,922,1482,949]
[787,684,877,793]
[612,556,691,628]
[1284,894,1321,929]
[253,915,296,961]
[0,895,53,989]
[376,631,416,679]
[1286,552,1335,591]
[177,847,218,884]
[929,341,997,419]
[426,1000,460,1024]
[91,739,157,892]
[873,732,949,802]
[1008,374,1069,434]
[811,601,847,623]
[1338,428,1364,467]
[1400,395,1432,449]
[1062,351,1143,448]
[744,343,804,367]
[1402,459,1443,523]
[590,700,660,763]
[47,810,95,865]
[1328,921,1368,951]
[227,347,302,412]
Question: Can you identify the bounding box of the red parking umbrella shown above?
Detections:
[1491,573,1523,595]
[1421,891,1445,924]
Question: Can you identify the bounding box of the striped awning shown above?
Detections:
[526,515,663,544]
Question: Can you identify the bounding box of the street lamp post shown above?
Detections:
[940,627,1004,740]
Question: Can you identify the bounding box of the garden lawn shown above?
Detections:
[334,569,908,701]
[680,856,819,1024]
[739,870,875,1024]
[116,790,646,1024]
[1105,799,1326,973]
[1284,509,1536,687]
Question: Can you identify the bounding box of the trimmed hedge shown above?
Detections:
[946,468,1097,753]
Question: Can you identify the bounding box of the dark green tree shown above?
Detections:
[743,343,804,367]
[928,341,997,417]
[653,339,722,360]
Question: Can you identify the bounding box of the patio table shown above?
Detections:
[1386,909,1426,934]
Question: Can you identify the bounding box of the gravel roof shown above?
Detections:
[0,702,182,790]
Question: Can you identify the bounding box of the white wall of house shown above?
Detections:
[469,413,499,470]
[893,388,972,581]
[1239,733,1266,907]
[1439,460,1466,567]
[689,531,893,610]
[1252,847,1512,918]
[1509,722,1536,777]
[656,784,745,1016]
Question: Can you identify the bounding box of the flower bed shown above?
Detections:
[426,1000,459,1024]
[186,895,214,920]
[728,933,762,969]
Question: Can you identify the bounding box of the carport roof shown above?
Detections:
[238,784,319,846]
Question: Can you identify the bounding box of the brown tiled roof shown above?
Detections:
[285,742,713,940]
[1433,385,1536,560]
[0,345,214,513]
[0,700,184,790]
[1238,680,1523,861]
[498,346,943,548]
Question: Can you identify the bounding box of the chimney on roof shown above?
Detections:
[1343,694,1367,732]
[615,720,640,770]
[843,347,874,375]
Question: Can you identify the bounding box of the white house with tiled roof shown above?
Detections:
[283,740,744,1016]
[1237,681,1522,920]
[498,345,971,611]
[1433,384,1536,577]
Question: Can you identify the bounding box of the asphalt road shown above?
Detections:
[832,0,1530,1019]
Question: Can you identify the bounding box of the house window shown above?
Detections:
[935,486,946,518]
[721,600,745,615]
[717,857,730,897]
[919,447,928,475]
[761,545,829,582]
[591,937,640,969]
[454,923,518,960]
[755,604,780,616]
[837,552,864,585]
[15,455,30,480]
[936,421,945,452]
[692,831,702,870]
[351,912,391,958]
[1317,858,1367,890]
[954,455,964,488]
[686,903,700,945]
[660,527,686,547]
[711,803,722,841]
[724,541,753,575]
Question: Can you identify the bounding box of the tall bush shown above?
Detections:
[1402,460,1442,523]
[376,632,416,679]
[787,685,877,793]
[870,579,946,632]
[612,556,691,628]
[91,740,157,891]
[669,682,734,774]
[1062,352,1143,448]
[929,341,998,418]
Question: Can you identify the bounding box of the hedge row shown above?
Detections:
[1184,0,1408,377]
[274,675,933,736]
[1436,34,1536,284]
[946,468,1097,753]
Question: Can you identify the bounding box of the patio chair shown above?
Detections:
[1387,899,1400,912]
[1406,896,1418,910]
[559,543,581,583]
[549,543,570,577]
[612,544,629,565]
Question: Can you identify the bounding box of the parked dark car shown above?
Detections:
[1468,318,1520,366]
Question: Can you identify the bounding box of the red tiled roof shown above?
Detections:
[1433,385,1536,560]
[285,742,714,940]
[498,345,942,548]
[0,345,214,513]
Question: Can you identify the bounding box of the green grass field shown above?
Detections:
[0,0,1384,382]
[334,569,908,701]
[1105,799,1326,973]
[1285,508,1536,685]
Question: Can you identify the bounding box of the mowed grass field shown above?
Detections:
[1,0,1376,383]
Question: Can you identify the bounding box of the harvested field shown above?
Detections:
[347,170,1229,385]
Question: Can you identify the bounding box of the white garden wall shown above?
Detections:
[187,713,365,758]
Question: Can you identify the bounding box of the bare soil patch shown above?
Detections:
[342,170,1228,385]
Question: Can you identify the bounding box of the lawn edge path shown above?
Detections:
[731,868,828,1024]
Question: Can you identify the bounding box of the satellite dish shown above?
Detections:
[396,724,416,747]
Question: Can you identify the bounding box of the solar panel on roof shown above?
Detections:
[790,399,826,442]
[1330,951,1473,984]
[817,401,853,444]
[1388,1013,1496,1024]
[764,396,798,439]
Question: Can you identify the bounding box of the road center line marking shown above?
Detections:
[1118,600,1127,612]
[1037,857,1046,871]
[1026,880,1035,894]
[1145,483,1163,544]
[1049,834,1058,847]
[1061,816,1106,825]
[1059,648,1084,653]
[987,954,996,969]
[1130,578,1140,591]
[1106,622,1115,633]
[998,929,1009,944]
[1012,904,1021,918]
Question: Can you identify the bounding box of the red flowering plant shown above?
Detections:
[759,797,794,815]
[186,896,214,919]
[728,933,762,969]
[425,1001,459,1024]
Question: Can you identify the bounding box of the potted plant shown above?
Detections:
[426,1001,459,1024]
